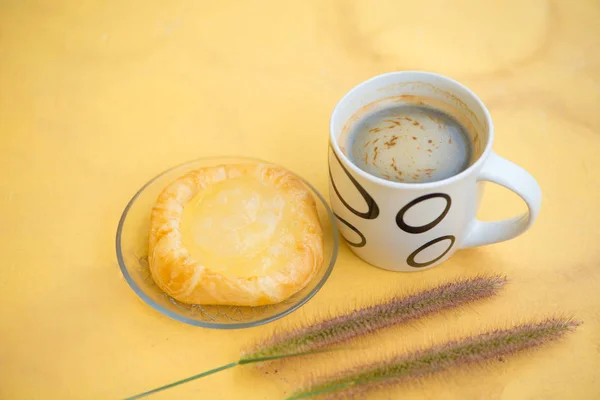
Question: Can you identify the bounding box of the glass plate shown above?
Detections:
[116,157,339,329]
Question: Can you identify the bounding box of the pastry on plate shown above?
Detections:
[148,163,324,306]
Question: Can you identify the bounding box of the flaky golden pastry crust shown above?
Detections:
[148,164,324,306]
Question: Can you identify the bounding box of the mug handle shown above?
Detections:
[460,151,542,248]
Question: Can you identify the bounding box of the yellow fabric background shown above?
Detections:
[1,0,599,398]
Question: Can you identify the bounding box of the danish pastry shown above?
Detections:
[148,164,324,306]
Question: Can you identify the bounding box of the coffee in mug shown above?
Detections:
[328,72,542,271]
[339,95,479,183]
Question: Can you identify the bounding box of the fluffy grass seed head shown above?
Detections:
[243,275,507,361]
[291,316,580,399]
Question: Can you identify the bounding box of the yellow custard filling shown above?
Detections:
[181,176,289,277]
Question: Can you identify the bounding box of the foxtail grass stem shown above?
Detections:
[125,275,506,399]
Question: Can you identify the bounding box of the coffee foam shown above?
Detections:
[339,95,482,183]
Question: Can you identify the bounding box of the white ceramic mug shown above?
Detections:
[328,71,542,272]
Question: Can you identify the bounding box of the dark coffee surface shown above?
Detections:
[344,104,473,183]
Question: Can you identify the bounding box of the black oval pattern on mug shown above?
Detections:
[396,193,451,234]
[333,212,366,248]
[407,235,456,268]
[329,148,379,220]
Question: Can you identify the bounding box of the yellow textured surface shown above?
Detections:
[1,0,599,398]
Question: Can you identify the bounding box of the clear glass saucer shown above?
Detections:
[116,157,338,329]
